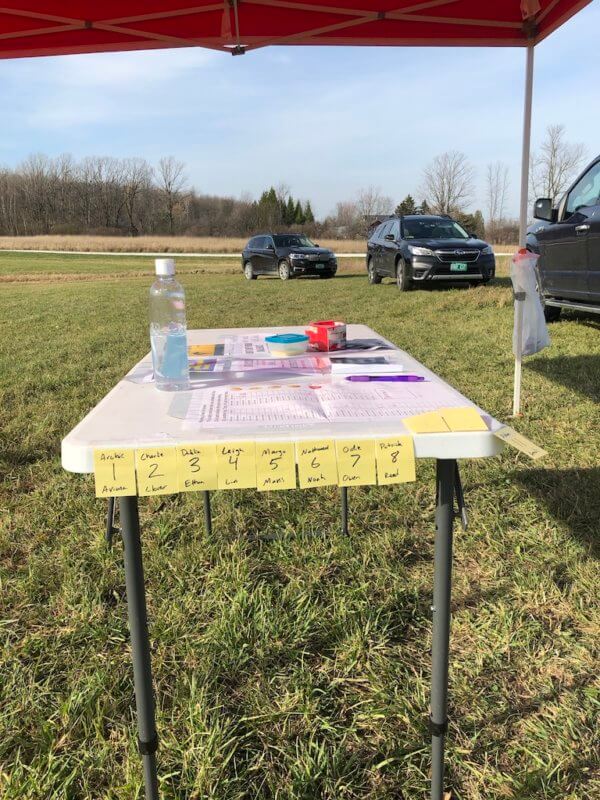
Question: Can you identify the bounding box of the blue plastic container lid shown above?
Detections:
[265,334,309,344]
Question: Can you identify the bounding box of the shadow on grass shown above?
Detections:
[527,354,600,402]
[515,467,600,558]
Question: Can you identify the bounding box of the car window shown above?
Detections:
[565,161,600,216]
[253,236,266,248]
[402,218,469,240]
[389,220,400,239]
[248,237,260,248]
[379,222,392,239]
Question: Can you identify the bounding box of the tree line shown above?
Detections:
[0,124,585,241]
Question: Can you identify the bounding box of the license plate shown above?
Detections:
[316,263,325,269]
[450,262,468,272]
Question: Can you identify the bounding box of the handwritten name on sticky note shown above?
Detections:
[440,407,488,432]
[297,440,338,488]
[135,447,179,496]
[335,439,376,487]
[404,411,448,434]
[376,436,416,484]
[217,442,256,489]
[93,449,137,498]
[494,426,547,460]
[176,444,218,492]
[256,442,297,491]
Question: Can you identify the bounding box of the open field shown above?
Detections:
[0,234,520,256]
[0,251,514,283]
[1,263,598,799]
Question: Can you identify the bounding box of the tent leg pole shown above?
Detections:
[513,41,535,417]
[120,496,160,800]
[430,459,455,800]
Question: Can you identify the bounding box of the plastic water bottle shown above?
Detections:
[149,258,190,391]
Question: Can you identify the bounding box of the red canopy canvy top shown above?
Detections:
[0,1,592,60]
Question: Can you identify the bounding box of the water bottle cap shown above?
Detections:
[155,258,175,276]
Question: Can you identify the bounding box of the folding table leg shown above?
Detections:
[119,496,160,800]
[340,487,349,535]
[430,459,456,800]
[203,490,213,536]
[106,496,117,549]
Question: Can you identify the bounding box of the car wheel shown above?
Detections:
[367,258,381,284]
[543,304,562,322]
[243,261,256,280]
[395,258,411,291]
[278,260,292,280]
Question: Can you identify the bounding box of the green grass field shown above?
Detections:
[1,255,599,799]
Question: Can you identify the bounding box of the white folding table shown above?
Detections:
[62,324,504,800]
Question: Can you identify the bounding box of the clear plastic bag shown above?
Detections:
[511,249,550,357]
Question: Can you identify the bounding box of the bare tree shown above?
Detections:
[421,151,475,214]
[157,156,187,235]
[355,186,393,219]
[122,158,153,235]
[485,161,510,240]
[530,124,587,202]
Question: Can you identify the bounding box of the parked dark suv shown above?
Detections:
[242,234,337,280]
[366,214,495,290]
[530,155,600,321]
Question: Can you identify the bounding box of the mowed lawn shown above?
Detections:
[0,260,599,799]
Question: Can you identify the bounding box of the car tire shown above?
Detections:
[395,258,411,291]
[367,258,381,284]
[278,260,292,280]
[543,304,562,322]
[243,261,256,280]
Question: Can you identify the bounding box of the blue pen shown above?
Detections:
[346,374,425,382]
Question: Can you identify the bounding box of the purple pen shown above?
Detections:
[346,375,425,382]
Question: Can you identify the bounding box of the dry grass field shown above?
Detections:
[0,234,519,255]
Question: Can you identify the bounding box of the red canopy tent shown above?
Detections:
[1,3,592,799]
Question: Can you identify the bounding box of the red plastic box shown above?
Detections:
[305,320,346,351]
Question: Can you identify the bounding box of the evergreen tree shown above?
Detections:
[419,199,431,215]
[294,199,305,225]
[303,200,315,224]
[394,194,417,216]
[285,196,296,226]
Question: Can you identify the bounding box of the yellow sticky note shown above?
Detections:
[93,448,137,498]
[404,411,449,434]
[176,444,218,492]
[376,436,416,485]
[494,425,547,460]
[188,344,216,356]
[217,442,256,489]
[439,406,488,432]
[135,447,179,496]
[256,442,297,491]
[335,439,376,487]
[297,440,338,488]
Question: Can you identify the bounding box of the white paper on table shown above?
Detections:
[221,333,270,357]
[181,381,469,427]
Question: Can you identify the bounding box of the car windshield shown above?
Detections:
[273,234,315,248]
[402,218,469,240]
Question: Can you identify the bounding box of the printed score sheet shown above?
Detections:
[183,381,468,427]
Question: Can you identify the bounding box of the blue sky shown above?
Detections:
[0,1,598,220]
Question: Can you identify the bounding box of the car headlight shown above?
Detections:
[481,245,493,255]
[408,245,434,256]
[289,253,306,259]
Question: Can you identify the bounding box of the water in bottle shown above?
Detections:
[149,258,190,391]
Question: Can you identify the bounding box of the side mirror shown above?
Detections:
[533,198,555,222]
[468,231,476,238]
[384,233,395,241]
[267,243,275,250]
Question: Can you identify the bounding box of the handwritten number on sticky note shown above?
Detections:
[136,447,178,496]
[93,449,137,498]
[335,440,376,487]
[176,445,218,492]
[297,440,338,488]
[217,442,256,489]
[257,443,296,491]
[376,437,416,485]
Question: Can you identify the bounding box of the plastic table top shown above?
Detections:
[61,324,504,474]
